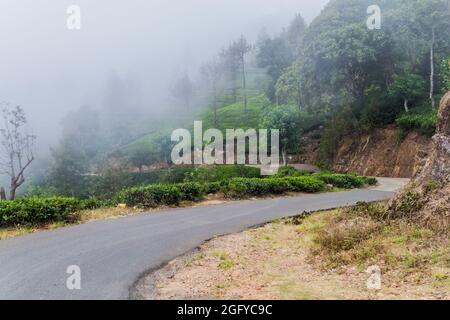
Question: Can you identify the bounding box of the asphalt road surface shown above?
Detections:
[0,178,408,300]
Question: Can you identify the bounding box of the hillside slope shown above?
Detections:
[331,125,432,178]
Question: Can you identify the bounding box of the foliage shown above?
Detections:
[117,184,182,208]
[201,181,222,194]
[259,105,303,158]
[275,64,301,106]
[202,94,270,131]
[315,173,377,189]
[396,108,438,139]
[176,182,205,202]
[441,56,450,92]
[273,166,312,177]
[222,176,325,199]
[47,137,90,198]
[118,181,211,207]
[184,165,261,182]
[388,63,426,111]
[0,197,81,226]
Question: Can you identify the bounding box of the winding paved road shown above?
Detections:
[0,178,408,300]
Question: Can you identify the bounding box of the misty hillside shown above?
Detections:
[0,0,448,201]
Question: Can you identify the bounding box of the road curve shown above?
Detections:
[0,178,407,300]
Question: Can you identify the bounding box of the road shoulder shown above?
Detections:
[136,206,449,300]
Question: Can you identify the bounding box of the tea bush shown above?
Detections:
[222,176,326,199]
[315,173,376,189]
[0,197,81,226]
[117,184,182,208]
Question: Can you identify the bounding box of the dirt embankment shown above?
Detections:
[331,125,431,178]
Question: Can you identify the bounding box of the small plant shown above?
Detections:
[213,251,235,270]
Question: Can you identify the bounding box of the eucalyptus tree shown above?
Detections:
[221,36,252,111]
[200,58,223,126]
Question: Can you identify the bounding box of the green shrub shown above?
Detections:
[176,182,204,201]
[117,184,181,208]
[0,197,81,226]
[285,176,326,193]
[202,181,222,194]
[80,196,116,210]
[222,176,325,199]
[273,166,312,177]
[222,178,285,198]
[315,173,376,189]
[358,176,378,186]
[184,165,261,182]
[396,109,437,138]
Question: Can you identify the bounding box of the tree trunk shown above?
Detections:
[404,98,409,112]
[9,184,16,200]
[0,187,6,200]
[213,84,218,126]
[241,56,247,112]
[430,26,436,110]
[282,149,287,166]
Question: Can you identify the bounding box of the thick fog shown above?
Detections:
[0,0,328,153]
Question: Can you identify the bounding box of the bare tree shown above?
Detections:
[0,105,36,200]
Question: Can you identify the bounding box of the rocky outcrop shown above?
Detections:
[388,92,450,231]
[415,91,450,184]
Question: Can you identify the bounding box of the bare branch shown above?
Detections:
[0,103,36,199]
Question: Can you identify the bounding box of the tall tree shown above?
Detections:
[389,64,425,112]
[415,0,450,110]
[256,35,293,103]
[0,105,36,200]
[222,36,252,111]
[219,46,240,103]
[200,58,222,126]
[441,56,450,92]
[275,64,302,108]
[260,105,302,165]
[172,73,194,111]
[47,136,89,197]
[285,13,307,52]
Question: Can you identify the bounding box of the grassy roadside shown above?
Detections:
[144,204,449,300]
